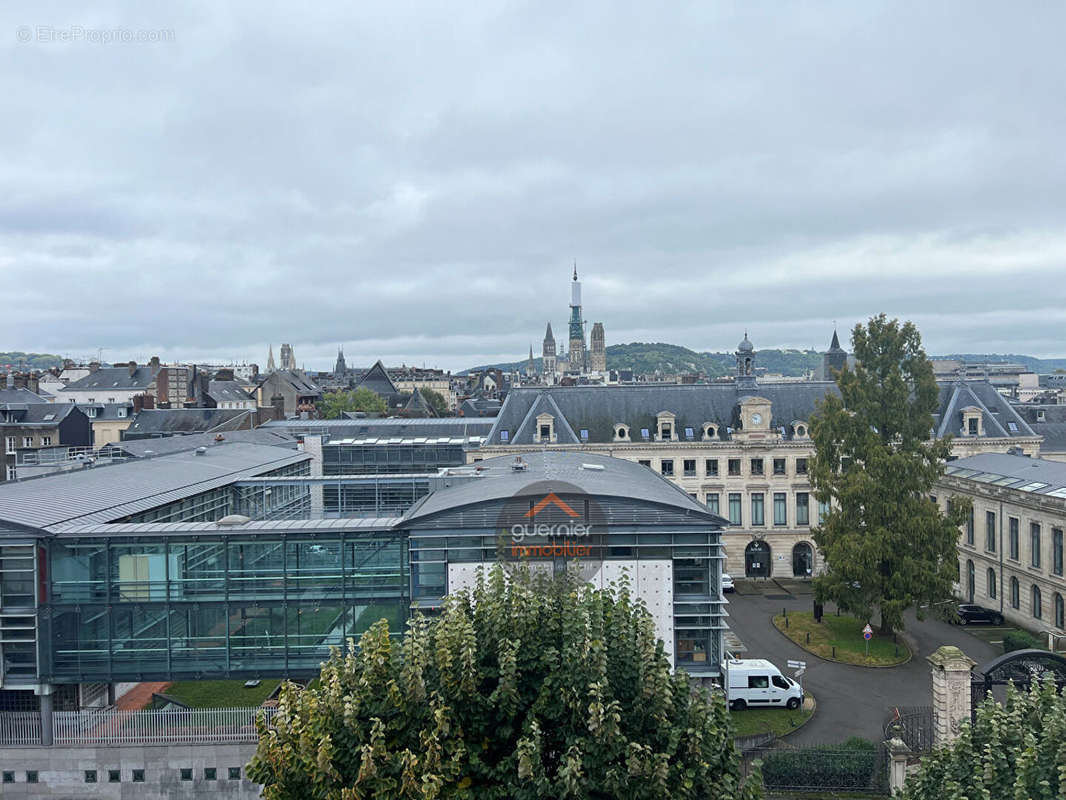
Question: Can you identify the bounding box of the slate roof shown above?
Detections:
[62,366,158,391]
[945,453,1066,499]
[111,429,298,457]
[0,442,311,532]
[0,388,50,405]
[1013,406,1066,454]
[402,450,719,525]
[0,403,81,427]
[355,360,400,399]
[124,408,256,436]
[261,416,495,439]
[403,388,436,417]
[76,402,133,421]
[486,382,840,445]
[933,381,1037,439]
[208,380,254,405]
[258,370,321,395]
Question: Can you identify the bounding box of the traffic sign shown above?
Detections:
[786,660,807,670]
[862,623,873,640]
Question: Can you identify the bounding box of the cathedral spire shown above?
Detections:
[267,344,276,372]
[573,261,578,281]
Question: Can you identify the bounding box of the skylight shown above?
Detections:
[1018,482,1050,492]
[1045,487,1066,499]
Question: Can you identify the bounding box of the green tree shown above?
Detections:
[248,566,761,800]
[419,387,449,415]
[320,388,386,418]
[810,315,968,634]
[900,678,1066,800]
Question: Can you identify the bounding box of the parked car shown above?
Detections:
[957,604,1004,625]
[721,573,735,593]
[724,658,804,710]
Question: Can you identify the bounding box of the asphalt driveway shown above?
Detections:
[724,581,1000,745]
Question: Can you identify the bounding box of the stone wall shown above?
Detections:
[0,742,260,799]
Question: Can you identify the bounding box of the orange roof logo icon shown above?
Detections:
[524,492,580,519]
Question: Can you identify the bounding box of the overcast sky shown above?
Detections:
[2,2,1064,372]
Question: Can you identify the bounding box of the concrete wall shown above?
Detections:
[0,742,260,799]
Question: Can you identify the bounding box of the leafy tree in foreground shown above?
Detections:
[811,315,968,634]
[320,388,387,419]
[900,678,1066,800]
[248,566,760,800]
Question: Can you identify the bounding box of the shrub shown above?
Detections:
[760,738,878,791]
[1002,629,1042,653]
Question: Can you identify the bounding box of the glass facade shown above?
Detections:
[40,530,408,682]
[323,442,468,475]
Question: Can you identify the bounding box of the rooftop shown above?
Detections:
[944,453,1066,500]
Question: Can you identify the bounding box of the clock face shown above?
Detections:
[751,413,762,425]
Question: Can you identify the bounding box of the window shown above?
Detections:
[22,436,32,448]
[987,568,996,600]
[683,459,696,477]
[132,770,145,783]
[818,500,830,523]
[499,430,509,442]
[751,493,765,526]
[684,427,695,440]
[773,493,787,526]
[796,458,808,475]
[85,770,98,783]
[1010,577,1020,609]
[660,459,674,477]
[771,675,790,690]
[1031,523,1042,568]
[638,459,651,468]
[1032,585,1043,620]
[1056,593,1065,630]
[797,492,809,525]
[750,458,764,476]
[205,768,217,781]
[1009,517,1019,560]
[986,511,996,552]
[5,466,14,481]
[41,436,52,447]
[117,408,126,418]
[968,417,979,435]
[728,458,741,476]
[26,772,37,784]
[229,767,242,780]
[579,429,589,441]
[747,675,769,689]
[640,428,650,440]
[4,436,14,452]
[86,407,97,418]
[728,493,742,525]
[181,768,193,781]
[2,772,12,784]
[615,425,629,440]
[706,493,719,515]
[705,458,718,476]
[1054,529,1064,576]
[773,458,786,475]
[965,509,974,546]
[109,770,121,783]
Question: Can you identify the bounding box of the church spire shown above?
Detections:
[573,261,578,281]
[267,344,276,372]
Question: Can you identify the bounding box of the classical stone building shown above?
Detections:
[937,452,1066,641]
[541,323,557,383]
[475,334,1043,579]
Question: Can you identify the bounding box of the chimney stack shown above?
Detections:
[150,356,160,371]
[215,368,234,382]
[88,361,101,374]
[12,373,26,389]
[128,360,138,377]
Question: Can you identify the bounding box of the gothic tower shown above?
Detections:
[590,322,606,372]
[526,344,535,378]
[823,329,847,379]
[334,346,347,379]
[542,323,557,383]
[568,265,586,373]
[735,331,757,391]
[267,345,276,372]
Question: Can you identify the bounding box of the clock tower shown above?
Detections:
[734,395,776,442]
[736,332,757,391]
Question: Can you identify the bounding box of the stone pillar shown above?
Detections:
[301,435,325,515]
[36,684,54,746]
[885,736,910,794]
[927,645,976,748]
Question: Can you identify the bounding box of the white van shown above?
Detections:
[723,658,803,710]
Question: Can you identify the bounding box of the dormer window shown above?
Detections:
[535,413,556,444]
[792,421,808,438]
[961,407,982,437]
[614,424,630,441]
[500,430,510,442]
[702,423,718,440]
[656,411,677,442]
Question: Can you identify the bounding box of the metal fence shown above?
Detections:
[743,740,889,795]
[0,707,277,746]
[883,705,934,753]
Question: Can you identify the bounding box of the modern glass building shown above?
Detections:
[0,441,727,725]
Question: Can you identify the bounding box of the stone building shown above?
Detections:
[590,322,606,372]
[475,334,1043,579]
[937,452,1066,640]
[542,323,557,383]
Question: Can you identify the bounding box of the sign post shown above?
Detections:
[862,623,873,657]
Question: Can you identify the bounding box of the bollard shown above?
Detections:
[806,632,810,644]
[785,616,789,629]
[832,646,836,658]
[895,645,899,657]
[783,607,788,618]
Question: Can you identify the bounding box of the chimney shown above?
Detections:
[271,393,285,418]
[88,361,101,374]
[150,356,160,371]
[27,372,39,395]
[12,373,26,389]
[142,393,155,410]
[63,358,75,369]
[215,368,234,382]
[128,360,138,377]
[0,374,6,389]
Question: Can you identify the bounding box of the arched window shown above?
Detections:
[987,568,996,600]
[792,542,814,578]
[1056,593,1064,630]
[1010,577,1020,609]
[614,424,629,442]
[1032,585,1043,620]
[966,560,975,603]
[745,540,771,578]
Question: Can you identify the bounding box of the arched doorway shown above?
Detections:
[792,542,814,578]
[745,540,771,578]
[966,559,975,603]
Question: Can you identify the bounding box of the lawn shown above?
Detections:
[772,611,909,667]
[163,679,281,708]
[731,695,814,737]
